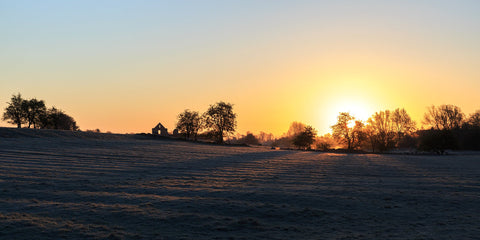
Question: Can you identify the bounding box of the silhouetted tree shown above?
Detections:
[453,109,480,150]
[423,105,464,130]
[392,108,416,135]
[3,93,26,128]
[465,110,480,129]
[293,125,317,150]
[203,101,237,144]
[23,98,47,128]
[363,123,378,152]
[331,112,357,150]
[367,110,396,152]
[176,109,202,141]
[352,120,366,149]
[39,107,79,131]
[421,105,464,152]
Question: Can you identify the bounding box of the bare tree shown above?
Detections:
[391,108,416,147]
[331,112,356,150]
[363,123,378,152]
[2,93,26,128]
[203,101,237,144]
[351,120,365,150]
[423,105,464,130]
[392,108,416,135]
[466,110,480,128]
[367,110,396,152]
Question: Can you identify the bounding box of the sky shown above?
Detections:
[1,0,480,136]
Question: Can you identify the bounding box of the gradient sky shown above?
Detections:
[1,0,480,135]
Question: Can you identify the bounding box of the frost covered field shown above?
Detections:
[0,128,479,239]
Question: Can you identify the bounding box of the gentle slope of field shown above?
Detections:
[0,128,479,239]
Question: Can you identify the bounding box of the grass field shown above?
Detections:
[0,128,479,239]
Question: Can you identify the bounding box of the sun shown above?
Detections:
[314,81,380,134]
[345,102,371,122]
[326,98,374,129]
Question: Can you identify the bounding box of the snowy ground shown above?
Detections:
[0,128,479,239]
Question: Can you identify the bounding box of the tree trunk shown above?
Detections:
[218,131,223,144]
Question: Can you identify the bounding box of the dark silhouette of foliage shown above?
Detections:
[23,98,47,128]
[293,125,317,150]
[396,133,418,149]
[418,130,457,154]
[456,128,480,150]
[203,101,237,144]
[39,107,79,131]
[176,109,202,141]
[3,93,26,128]
[3,93,79,131]
[196,130,217,141]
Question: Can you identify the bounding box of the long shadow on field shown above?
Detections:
[110,149,296,179]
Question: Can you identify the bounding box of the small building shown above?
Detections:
[152,122,168,136]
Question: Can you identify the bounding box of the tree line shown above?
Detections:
[175,101,237,144]
[4,93,478,153]
[2,93,79,131]
[234,105,480,153]
[269,105,480,153]
[330,108,417,152]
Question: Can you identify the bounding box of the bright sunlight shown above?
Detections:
[325,98,374,130]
